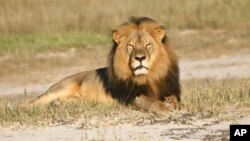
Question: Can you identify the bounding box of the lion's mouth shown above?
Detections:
[135,65,148,70]
[133,65,149,75]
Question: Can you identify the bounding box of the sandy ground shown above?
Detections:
[0,52,250,141]
[1,53,250,96]
[180,54,250,79]
[0,119,234,141]
[1,114,250,141]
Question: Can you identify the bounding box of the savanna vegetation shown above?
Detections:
[0,78,249,126]
[0,0,249,56]
[0,0,250,127]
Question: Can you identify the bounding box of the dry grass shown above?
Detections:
[0,0,249,34]
[0,0,250,56]
[0,94,125,127]
[0,78,249,127]
[182,78,250,118]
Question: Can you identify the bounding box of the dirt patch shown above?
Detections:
[1,53,250,96]
[180,54,250,79]
[0,47,108,96]
[1,116,250,141]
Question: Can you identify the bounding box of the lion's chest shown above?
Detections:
[108,83,157,104]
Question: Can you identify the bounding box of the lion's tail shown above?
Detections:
[19,82,80,107]
[20,92,62,107]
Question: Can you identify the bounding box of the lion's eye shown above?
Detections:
[127,44,134,50]
[146,43,152,49]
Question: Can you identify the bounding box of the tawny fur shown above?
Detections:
[22,17,181,115]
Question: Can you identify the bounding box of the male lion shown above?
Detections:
[22,17,181,115]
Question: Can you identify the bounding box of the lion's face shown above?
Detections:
[125,31,156,76]
[111,20,170,84]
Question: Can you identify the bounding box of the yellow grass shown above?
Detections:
[0,0,249,34]
[0,78,249,127]
[0,0,250,56]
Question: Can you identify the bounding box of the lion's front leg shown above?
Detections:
[132,95,173,115]
[164,95,180,111]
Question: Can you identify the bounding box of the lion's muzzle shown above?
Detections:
[133,65,149,75]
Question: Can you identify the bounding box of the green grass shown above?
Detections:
[0,32,110,56]
[1,29,249,57]
[0,78,249,127]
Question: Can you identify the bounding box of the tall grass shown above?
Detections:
[0,0,249,56]
[182,78,250,118]
[0,0,249,35]
[0,78,249,126]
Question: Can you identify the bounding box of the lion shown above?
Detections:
[21,17,181,115]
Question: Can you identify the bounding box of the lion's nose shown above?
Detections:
[134,55,146,62]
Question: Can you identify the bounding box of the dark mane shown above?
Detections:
[129,16,156,25]
[104,17,180,104]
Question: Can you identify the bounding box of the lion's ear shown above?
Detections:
[113,31,124,44]
[154,28,165,42]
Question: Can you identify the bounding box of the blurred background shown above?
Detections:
[0,0,250,95]
[0,0,249,56]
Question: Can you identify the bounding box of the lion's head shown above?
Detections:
[108,17,178,86]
